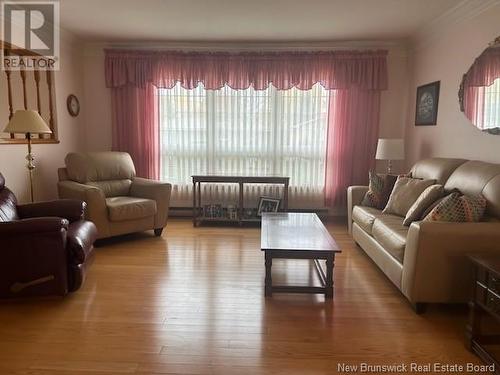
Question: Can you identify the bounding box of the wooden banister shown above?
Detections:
[1,41,58,143]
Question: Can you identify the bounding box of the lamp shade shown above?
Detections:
[3,110,52,134]
[375,139,404,160]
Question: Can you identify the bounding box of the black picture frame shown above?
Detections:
[415,81,440,126]
[257,197,281,216]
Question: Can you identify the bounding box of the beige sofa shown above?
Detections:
[348,157,500,312]
[58,152,172,239]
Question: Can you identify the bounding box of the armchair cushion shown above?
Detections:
[17,199,86,223]
[67,221,98,263]
[106,196,157,222]
[87,179,132,197]
[65,152,136,183]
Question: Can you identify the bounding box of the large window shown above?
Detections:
[159,83,330,205]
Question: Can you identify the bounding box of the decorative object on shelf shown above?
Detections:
[415,81,440,125]
[66,94,80,117]
[3,110,52,202]
[227,205,238,220]
[375,138,404,174]
[257,197,281,216]
[191,175,289,226]
[459,36,500,135]
[203,204,223,218]
[244,208,257,219]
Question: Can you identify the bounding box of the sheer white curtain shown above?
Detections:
[484,78,500,130]
[159,83,329,208]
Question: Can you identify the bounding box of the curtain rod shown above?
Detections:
[101,40,403,52]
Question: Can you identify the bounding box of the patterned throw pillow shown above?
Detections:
[422,192,487,223]
[361,171,397,209]
[403,184,444,226]
[383,176,436,217]
[420,188,461,219]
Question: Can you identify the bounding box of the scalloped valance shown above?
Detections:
[105,49,388,91]
[464,46,500,88]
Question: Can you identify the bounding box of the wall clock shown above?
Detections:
[67,94,80,117]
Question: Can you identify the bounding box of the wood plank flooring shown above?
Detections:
[0,218,479,374]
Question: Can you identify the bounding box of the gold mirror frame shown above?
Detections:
[458,36,500,135]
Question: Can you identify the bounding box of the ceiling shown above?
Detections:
[60,0,462,43]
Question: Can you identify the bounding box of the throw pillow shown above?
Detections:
[423,193,487,223]
[383,176,436,217]
[420,188,461,219]
[361,171,397,209]
[403,184,444,226]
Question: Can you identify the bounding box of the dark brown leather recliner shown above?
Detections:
[0,172,98,298]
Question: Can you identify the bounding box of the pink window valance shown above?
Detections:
[105,49,388,91]
[464,47,500,87]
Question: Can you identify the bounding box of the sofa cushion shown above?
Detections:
[372,214,408,263]
[383,176,435,217]
[352,206,383,235]
[410,157,467,184]
[106,196,157,222]
[403,184,444,226]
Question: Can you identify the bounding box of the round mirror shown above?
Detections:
[459,37,500,135]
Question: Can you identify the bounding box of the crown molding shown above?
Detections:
[412,0,499,50]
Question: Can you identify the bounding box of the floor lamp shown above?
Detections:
[3,110,52,202]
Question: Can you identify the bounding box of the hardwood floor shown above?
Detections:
[0,218,479,374]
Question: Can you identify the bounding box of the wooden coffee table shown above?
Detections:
[261,213,341,298]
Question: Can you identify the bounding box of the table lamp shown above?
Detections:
[375,138,404,174]
[3,110,52,202]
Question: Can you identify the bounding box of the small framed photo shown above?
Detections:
[415,81,440,126]
[257,197,281,216]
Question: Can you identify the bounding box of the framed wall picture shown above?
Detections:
[257,197,281,216]
[415,81,440,126]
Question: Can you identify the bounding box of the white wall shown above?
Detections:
[405,3,500,168]
[82,46,112,151]
[0,35,86,202]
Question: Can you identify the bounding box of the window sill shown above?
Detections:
[0,138,60,145]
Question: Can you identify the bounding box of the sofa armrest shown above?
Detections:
[347,186,368,234]
[0,217,68,235]
[402,221,500,303]
[58,181,109,238]
[130,177,172,229]
[17,199,86,223]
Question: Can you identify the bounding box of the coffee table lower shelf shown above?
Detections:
[264,251,335,298]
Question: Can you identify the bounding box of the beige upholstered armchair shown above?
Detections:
[58,152,171,239]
